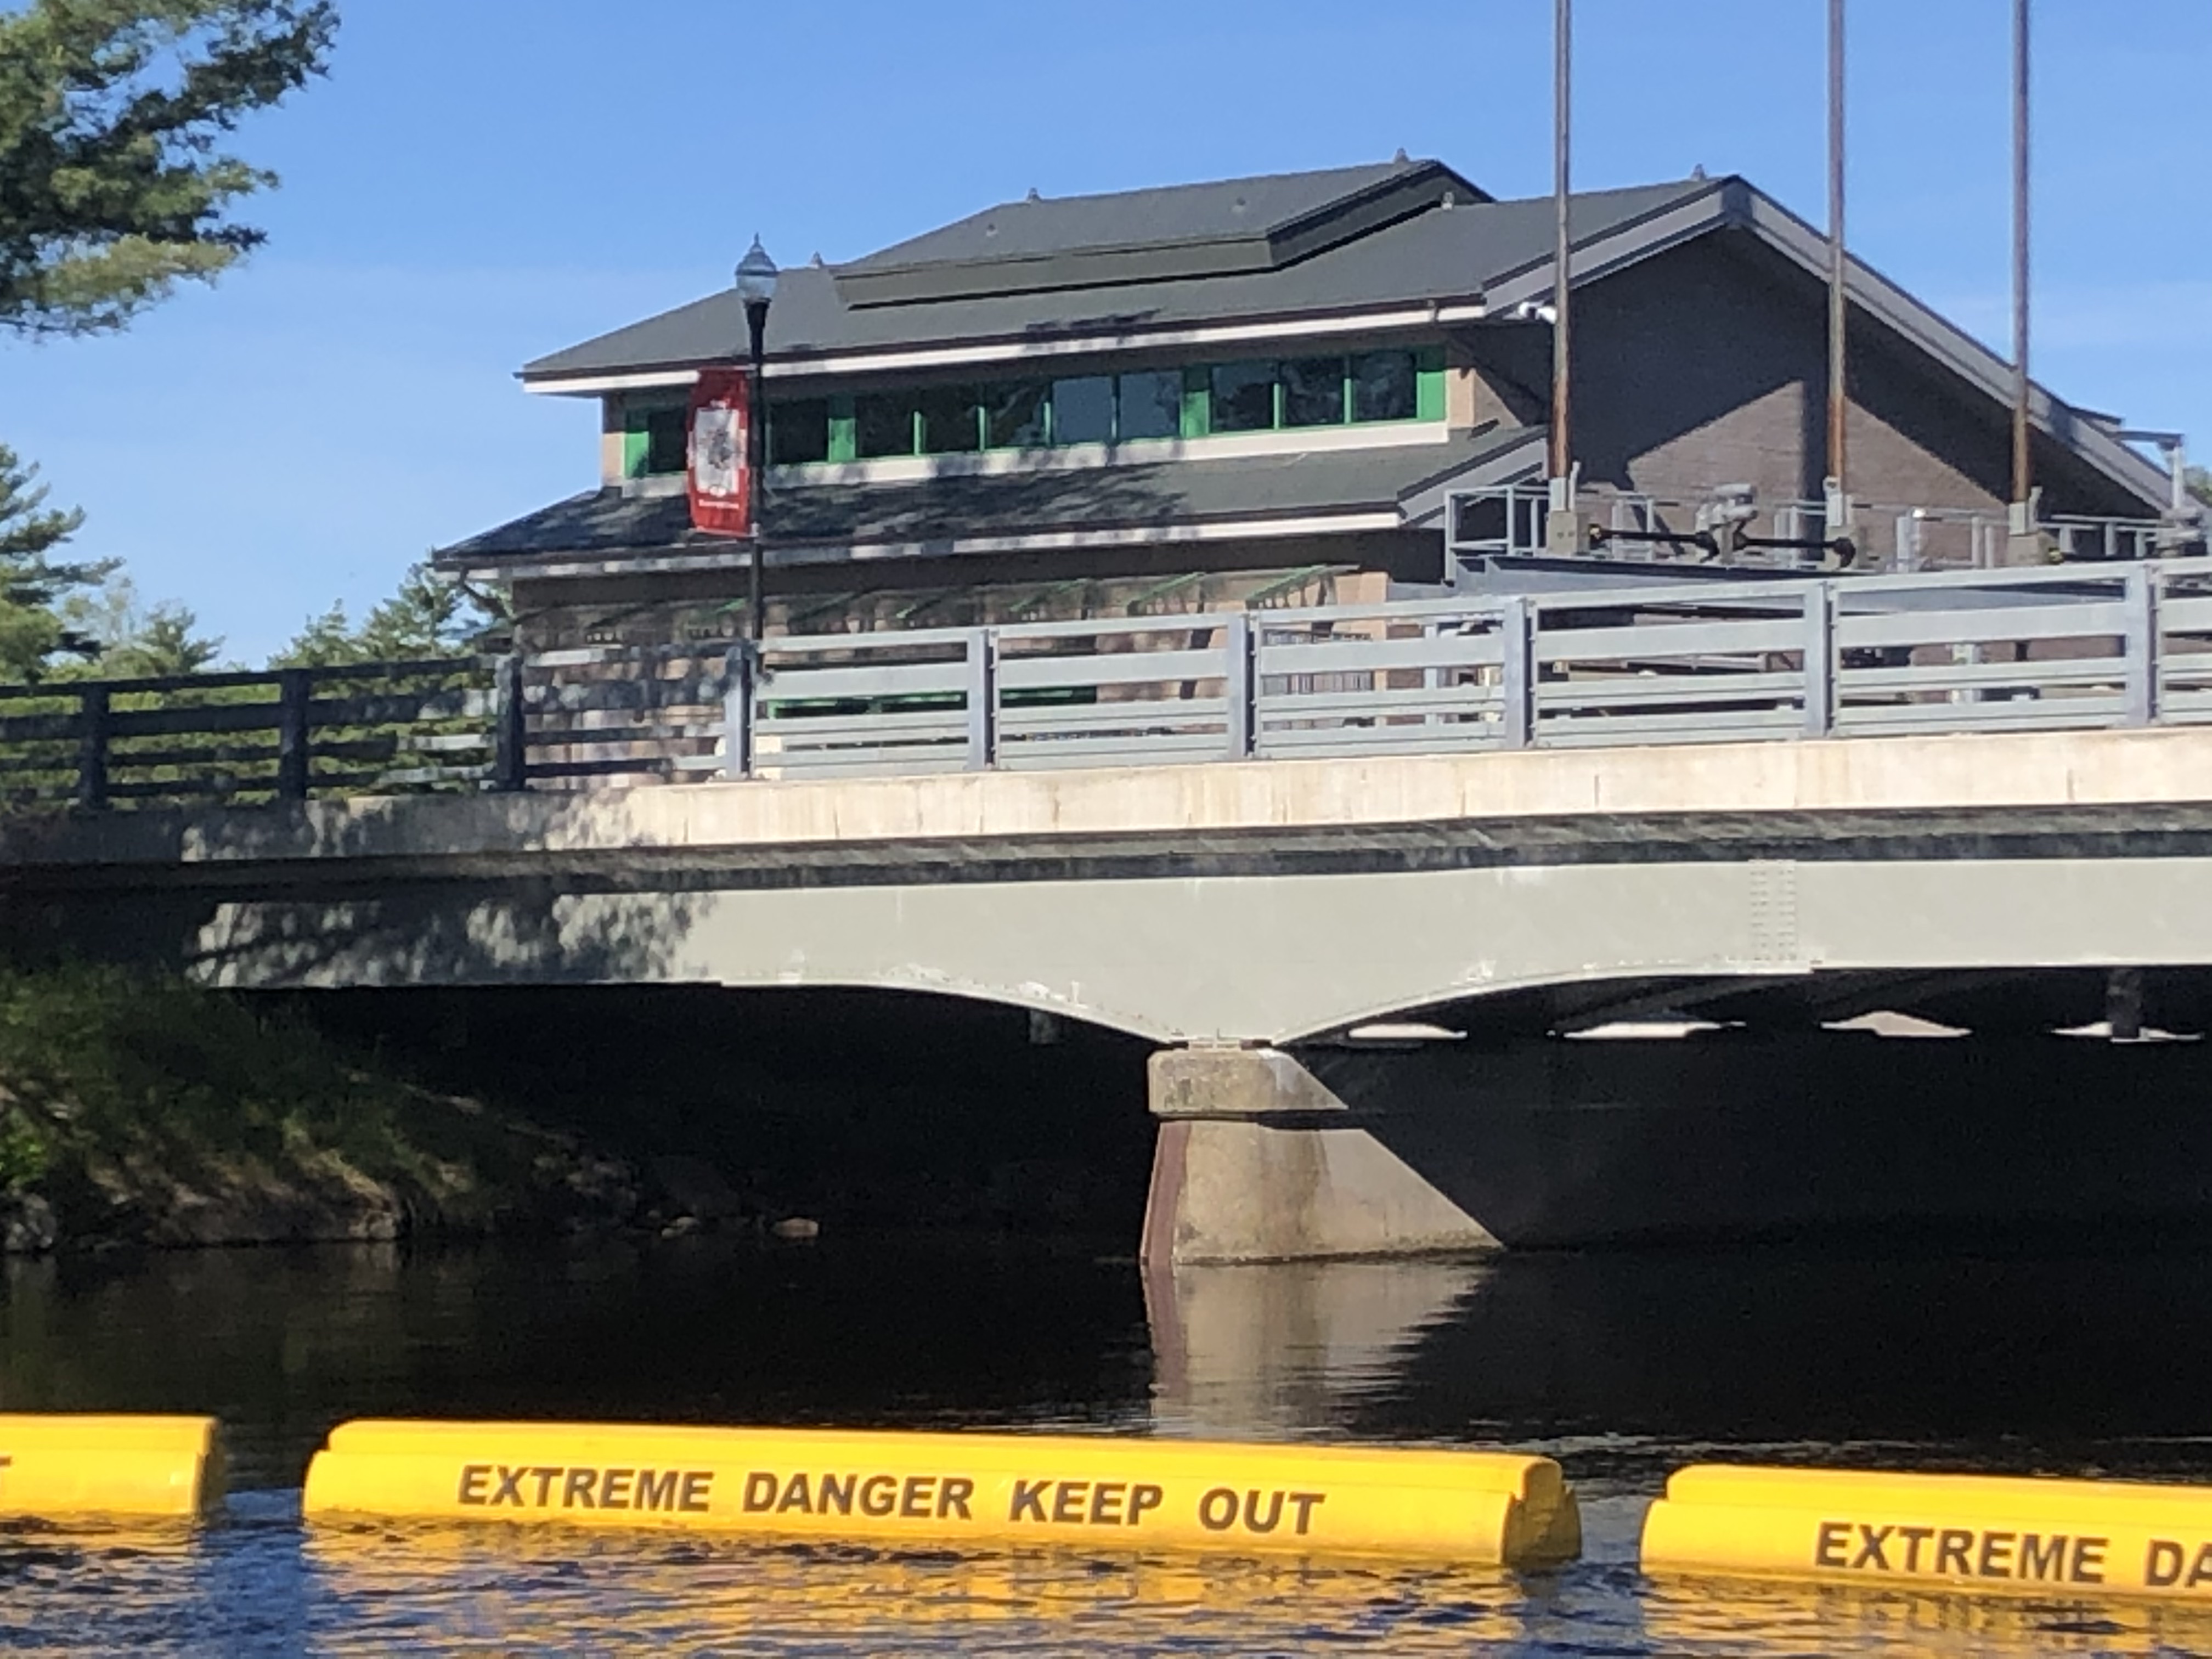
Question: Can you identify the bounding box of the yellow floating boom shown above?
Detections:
[304,1419,1580,1565]
[1644,1464,2212,1601]
[0,1413,224,1520]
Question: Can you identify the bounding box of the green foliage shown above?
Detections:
[108,603,224,676]
[273,562,501,667]
[0,1101,48,1194]
[55,574,228,678]
[2190,467,2210,510]
[0,441,112,680]
[0,1,338,337]
[0,960,604,1234]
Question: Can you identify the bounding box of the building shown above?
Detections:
[437,157,2182,651]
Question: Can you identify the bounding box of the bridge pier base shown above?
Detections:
[1138,1046,1500,1265]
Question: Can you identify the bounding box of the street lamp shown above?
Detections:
[735,236,778,640]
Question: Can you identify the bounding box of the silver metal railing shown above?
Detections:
[12,558,2212,808]
[1446,486,2203,575]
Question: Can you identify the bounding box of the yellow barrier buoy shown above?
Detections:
[1643,1464,2212,1601]
[0,1414,224,1520]
[303,1419,1579,1565]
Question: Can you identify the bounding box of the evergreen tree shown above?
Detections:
[56,575,228,678]
[273,564,499,668]
[0,2,336,676]
[100,602,225,678]
[0,1,338,337]
[0,444,112,681]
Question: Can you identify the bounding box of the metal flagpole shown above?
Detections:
[1826,0,1850,542]
[2008,0,2038,561]
[1545,0,1583,554]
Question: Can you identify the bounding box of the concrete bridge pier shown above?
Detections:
[1139,1047,1500,1265]
[1142,1023,2212,1263]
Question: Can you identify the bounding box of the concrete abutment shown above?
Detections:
[1141,1029,2212,1262]
[1139,1047,1500,1265]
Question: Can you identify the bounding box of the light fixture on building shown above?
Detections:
[735,236,778,640]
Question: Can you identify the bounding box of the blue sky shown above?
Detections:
[5,0,2209,663]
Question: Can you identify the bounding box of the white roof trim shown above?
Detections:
[523,303,1486,397]
[1398,430,1550,528]
[1482,187,1735,310]
[1738,192,2172,508]
[456,509,1404,585]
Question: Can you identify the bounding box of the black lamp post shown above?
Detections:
[735,236,778,640]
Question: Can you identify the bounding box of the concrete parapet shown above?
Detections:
[1140,1047,1500,1265]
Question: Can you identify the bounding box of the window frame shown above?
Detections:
[755,341,1448,469]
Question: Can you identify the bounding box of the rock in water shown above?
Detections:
[0,1194,57,1254]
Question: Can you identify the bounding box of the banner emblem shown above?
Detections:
[687,369,753,538]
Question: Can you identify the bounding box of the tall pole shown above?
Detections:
[1826,0,1848,517]
[1548,0,1572,489]
[746,300,769,641]
[2010,0,2033,524]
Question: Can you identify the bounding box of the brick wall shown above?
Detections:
[1467,229,2153,523]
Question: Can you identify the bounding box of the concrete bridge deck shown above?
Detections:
[6,723,2211,1041]
[9,725,2212,1263]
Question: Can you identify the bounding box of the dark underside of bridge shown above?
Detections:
[272,965,2212,1251]
[285,984,1159,1235]
[1380,964,2212,1042]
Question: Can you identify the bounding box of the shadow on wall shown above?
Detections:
[183,883,708,992]
[4,878,705,1001]
[0,791,711,994]
[1299,1025,2212,1249]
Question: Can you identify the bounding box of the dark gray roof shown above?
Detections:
[852,162,1439,270]
[438,429,1537,572]
[523,179,1713,381]
[837,159,1485,306]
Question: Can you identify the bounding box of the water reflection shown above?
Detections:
[1639,1575,2212,1657]
[304,1526,1534,1655]
[1149,1243,2212,1481]
[1144,1256,1484,1437]
[9,1236,2212,1653]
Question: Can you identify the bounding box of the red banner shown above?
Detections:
[687,368,753,538]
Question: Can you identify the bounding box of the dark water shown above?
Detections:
[8,1234,2212,1655]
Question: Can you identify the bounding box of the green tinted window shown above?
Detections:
[1280,357,1346,427]
[1351,351,1418,422]
[855,391,917,458]
[985,382,1049,448]
[918,385,981,454]
[769,398,831,466]
[1210,362,1276,432]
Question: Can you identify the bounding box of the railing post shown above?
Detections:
[2123,562,2159,727]
[721,643,756,780]
[1803,582,1837,737]
[275,668,312,801]
[1224,610,1256,760]
[966,628,997,770]
[492,653,528,792]
[1499,595,1535,748]
[75,685,110,811]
